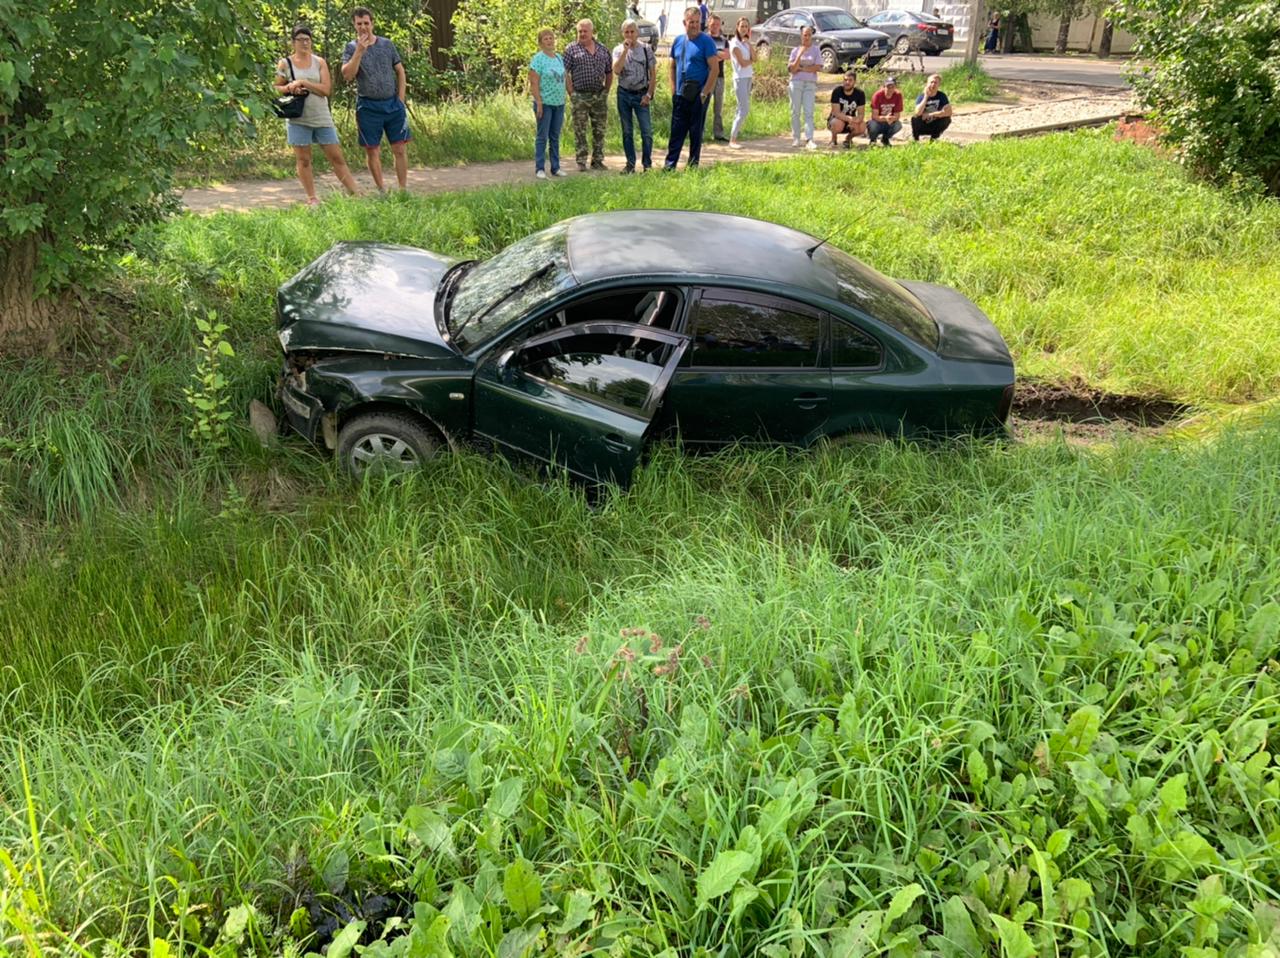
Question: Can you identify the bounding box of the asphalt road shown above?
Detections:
[890,52,1130,88]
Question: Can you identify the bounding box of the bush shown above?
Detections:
[450,0,626,90]
[1114,0,1280,195]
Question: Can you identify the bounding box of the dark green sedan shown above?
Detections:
[276,211,1014,484]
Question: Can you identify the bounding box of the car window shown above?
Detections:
[815,11,859,30]
[832,319,882,368]
[451,224,576,351]
[516,332,667,415]
[866,12,887,23]
[813,247,939,350]
[690,295,820,368]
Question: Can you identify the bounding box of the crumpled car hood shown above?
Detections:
[277,242,462,359]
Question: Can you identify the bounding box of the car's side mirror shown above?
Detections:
[496,348,517,384]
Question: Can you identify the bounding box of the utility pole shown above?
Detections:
[964,0,985,65]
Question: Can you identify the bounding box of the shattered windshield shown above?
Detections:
[450,224,576,351]
[816,246,939,350]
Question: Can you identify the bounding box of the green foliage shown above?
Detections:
[0,0,263,298]
[183,312,237,452]
[450,0,626,89]
[1113,0,1280,195]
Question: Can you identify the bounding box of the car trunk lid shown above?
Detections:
[897,280,1012,365]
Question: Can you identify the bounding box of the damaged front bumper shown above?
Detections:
[278,364,336,448]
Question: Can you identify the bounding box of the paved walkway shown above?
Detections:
[919,52,1131,88]
[181,93,1129,215]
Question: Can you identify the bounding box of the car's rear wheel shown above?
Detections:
[755,40,771,59]
[894,35,911,54]
[820,46,838,73]
[337,412,440,479]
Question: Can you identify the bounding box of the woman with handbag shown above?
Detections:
[274,24,360,205]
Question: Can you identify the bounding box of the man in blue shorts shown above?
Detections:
[341,6,410,191]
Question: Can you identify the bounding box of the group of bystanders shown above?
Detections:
[271,4,954,204]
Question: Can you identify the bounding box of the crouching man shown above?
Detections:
[911,72,953,142]
[827,68,866,148]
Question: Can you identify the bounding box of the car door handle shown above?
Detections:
[792,393,829,409]
[602,434,632,454]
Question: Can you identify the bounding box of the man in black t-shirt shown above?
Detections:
[827,69,866,148]
[911,73,952,141]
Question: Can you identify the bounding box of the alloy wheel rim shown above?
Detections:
[351,432,419,473]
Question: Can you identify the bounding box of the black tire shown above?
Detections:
[755,40,771,60]
[894,35,911,55]
[336,411,440,479]
[820,45,838,74]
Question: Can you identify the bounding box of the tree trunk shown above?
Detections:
[0,235,60,353]
[1055,12,1072,54]
[1098,18,1114,57]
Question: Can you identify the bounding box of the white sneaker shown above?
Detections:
[551,170,568,177]
[791,138,802,148]
[535,170,547,179]
[728,141,743,150]
[805,140,818,151]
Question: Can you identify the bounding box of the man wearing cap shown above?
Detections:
[565,19,613,171]
[867,75,904,147]
[911,73,953,141]
[826,69,866,148]
[341,6,411,191]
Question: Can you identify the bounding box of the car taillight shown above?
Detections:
[997,383,1015,422]
[917,23,937,31]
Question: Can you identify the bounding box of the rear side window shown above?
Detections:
[691,296,820,368]
[814,246,939,350]
[832,319,882,368]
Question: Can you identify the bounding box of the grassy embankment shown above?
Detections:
[181,64,995,183]
[3,133,1280,956]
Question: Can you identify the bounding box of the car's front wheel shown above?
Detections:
[894,35,911,54]
[337,411,440,478]
[820,45,838,73]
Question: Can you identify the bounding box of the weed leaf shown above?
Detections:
[885,883,925,927]
[326,919,366,958]
[989,915,1035,958]
[487,776,524,819]
[696,849,755,907]
[504,858,542,921]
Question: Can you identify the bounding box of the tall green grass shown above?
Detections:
[2,133,1279,956]
[3,427,1280,954]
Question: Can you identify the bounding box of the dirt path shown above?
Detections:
[181,91,1130,215]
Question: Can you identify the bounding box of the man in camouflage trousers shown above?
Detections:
[564,19,612,171]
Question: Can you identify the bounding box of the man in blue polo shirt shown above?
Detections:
[341,6,411,192]
[664,5,720,171]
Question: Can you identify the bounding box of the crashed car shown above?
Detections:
[275,211,1014,484]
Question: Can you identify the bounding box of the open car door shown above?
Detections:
[472,322,690,486]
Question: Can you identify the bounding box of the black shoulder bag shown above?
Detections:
[272,57,309,119]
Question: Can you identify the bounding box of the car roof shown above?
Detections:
[788,6,850,12]
[563,211,836,294]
